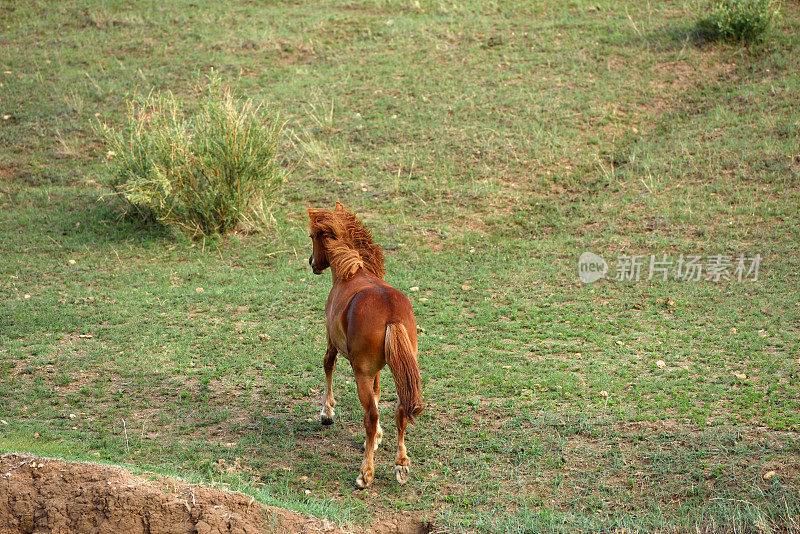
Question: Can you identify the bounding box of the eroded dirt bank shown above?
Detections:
[0,453,430,533]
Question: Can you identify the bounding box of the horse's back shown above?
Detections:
[348,274,414,321]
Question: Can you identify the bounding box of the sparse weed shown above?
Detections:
[289,123,342,172]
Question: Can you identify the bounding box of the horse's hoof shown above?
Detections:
[355,474,369,490]
[394,465,410,485]
[320,415,334,426]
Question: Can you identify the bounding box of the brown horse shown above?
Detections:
[308,202,424,489]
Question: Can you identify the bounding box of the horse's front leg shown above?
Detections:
[320,340,337,425]
[373,372,383,450]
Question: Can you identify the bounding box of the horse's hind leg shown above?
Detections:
[394,403,411,484]
[355,371,379,489]
[320,341,337,425]
[360,373,384,453]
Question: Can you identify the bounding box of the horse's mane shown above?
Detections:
[308,204,385,280]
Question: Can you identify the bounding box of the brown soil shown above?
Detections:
[0,453,431,534]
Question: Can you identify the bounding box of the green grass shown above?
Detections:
[1,0,799,531]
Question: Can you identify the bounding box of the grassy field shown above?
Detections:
[2,0,800,531]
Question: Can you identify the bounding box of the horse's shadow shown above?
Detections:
[250,403,401,469]
[58,194,174,245]
[16,187,175,250]
[620,23,718,53]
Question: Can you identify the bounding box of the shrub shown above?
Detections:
[695,0,781,42]
[98,79,284,236]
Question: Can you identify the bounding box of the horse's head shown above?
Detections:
[308,202,347,275]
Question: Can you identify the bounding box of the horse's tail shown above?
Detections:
[385,323,424,423]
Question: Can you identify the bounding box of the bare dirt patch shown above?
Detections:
[0,453,336,534]
[0,453,433,534]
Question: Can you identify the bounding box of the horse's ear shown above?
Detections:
[335,201,344,211]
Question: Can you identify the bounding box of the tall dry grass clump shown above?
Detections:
[99,78,284,236]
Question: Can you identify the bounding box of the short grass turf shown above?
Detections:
[1,0,799,531]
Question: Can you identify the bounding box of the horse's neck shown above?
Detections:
[327,246,364,281]
[330,265,348,285]
[330,264,364,285]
